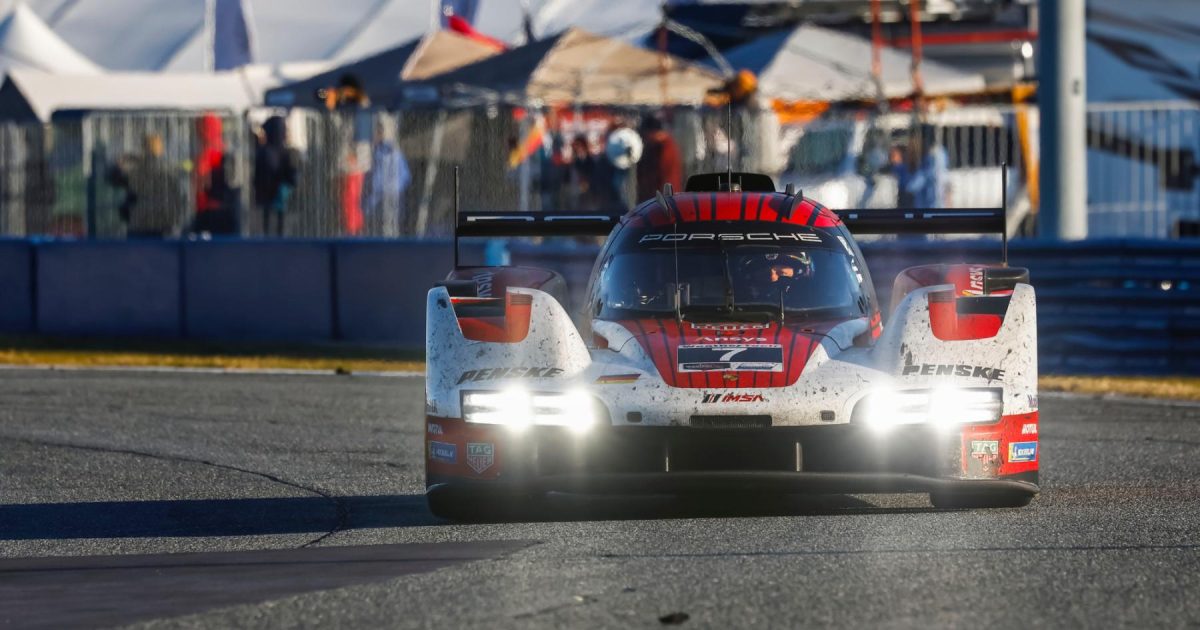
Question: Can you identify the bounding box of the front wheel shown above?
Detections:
[930,490,1034,509]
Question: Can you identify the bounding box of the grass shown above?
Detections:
[2,338,1199,401]
[1039,376,1200,402]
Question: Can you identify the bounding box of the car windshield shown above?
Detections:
[599,243,864,321]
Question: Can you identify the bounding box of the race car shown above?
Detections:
[425,171,1038,520]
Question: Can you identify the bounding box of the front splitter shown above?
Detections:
[428,470,1039,497]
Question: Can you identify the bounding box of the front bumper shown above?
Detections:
[425,415,1040,496]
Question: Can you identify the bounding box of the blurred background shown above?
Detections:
[0,0,1195,374]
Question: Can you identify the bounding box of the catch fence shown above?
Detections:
[0,101,1196,239]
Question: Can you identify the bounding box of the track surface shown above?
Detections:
[1,369,1198,628]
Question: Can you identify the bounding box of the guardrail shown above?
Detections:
[1,238,1198,375]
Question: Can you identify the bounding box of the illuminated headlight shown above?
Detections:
[462,388,596,434]
[858,387,1002,431]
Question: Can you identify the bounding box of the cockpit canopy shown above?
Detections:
[596,225,867,322]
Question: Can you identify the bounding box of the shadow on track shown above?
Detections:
[0,492,941,539]
[0,495,439,540]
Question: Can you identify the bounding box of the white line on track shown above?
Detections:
[0,364,424,378]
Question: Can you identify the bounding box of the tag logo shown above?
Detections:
[466,442,494,474]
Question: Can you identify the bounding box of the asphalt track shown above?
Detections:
[1,369,1198,628]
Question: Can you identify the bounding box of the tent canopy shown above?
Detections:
[0,3,101,75]
[264,30,500,108]
[721,24,987,103]
[408,28,725,106]
[0,67,307,121]
[0,0,658,73]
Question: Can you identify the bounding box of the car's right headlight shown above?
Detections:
[856,387,1002,432]
[462,387,596,434]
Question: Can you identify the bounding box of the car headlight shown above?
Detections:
[857,387,1002,431]
[462,387,596,434]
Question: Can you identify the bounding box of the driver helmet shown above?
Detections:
[763,252,813,282]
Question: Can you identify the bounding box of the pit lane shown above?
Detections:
[1,369,1197,627]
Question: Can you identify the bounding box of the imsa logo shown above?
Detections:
[702,393,766,404]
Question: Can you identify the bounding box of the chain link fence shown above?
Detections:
[0,102,1196,240]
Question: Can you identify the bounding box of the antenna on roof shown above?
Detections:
[726,100,734,191]
[453,165,461,269]
[1001,161,1009,267]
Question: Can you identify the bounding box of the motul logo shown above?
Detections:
[702,393,766,403]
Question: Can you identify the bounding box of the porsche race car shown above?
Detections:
[425,172,1038,519]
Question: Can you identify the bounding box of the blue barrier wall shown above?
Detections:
[3,237,1199,374]
[334,240,456,346]
[0,240,32,334]
[37,241,181,337]
[183,241,334,341]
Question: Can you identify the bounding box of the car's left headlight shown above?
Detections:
[857,387,1002,431]
[462,387,597,434]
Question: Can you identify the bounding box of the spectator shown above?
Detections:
[603,118,642,211]
[253,116,298,237]
[191,113,237,235]
[890,144,915,207]
[108,133,183,238]
[905,127,948,208]
[364,118,412,237]
[330,74,371,236]
[567,135,599,211]
[636,115,683,202]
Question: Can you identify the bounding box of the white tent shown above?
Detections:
[0,3,101,75]
[0,66,318,121]
[1087,0,1200,102]
[0,0,658,73]
[721,24,987,102]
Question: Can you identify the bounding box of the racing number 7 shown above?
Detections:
[720,348,747,362]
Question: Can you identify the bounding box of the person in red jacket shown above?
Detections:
[636,115,683,202]
[191,113,236,235]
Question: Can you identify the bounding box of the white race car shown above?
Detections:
[425,172,1038,520]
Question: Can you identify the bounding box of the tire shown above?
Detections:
[929,490,1034,509]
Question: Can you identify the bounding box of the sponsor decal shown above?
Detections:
[1027,394,1039,409]
[697,336,768,343]
[473,270,495,297]
[596,373,640,385]
[970,440,1000,456]
[702,393,765,403]
[901,363,1005,381]
[678,345,784,373]
[427,423,444,435]
[639,232,822,244]
[429,441,457,464]
[457,367,564,384]
[1008,441,1038,463]
[466,442,494,474]
[690,322,770,331]
[963,266,985,296]
[1020,423,1038,435]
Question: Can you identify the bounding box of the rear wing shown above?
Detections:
[835,166,1011,263]
[449,165,623,269]
[835,207,1009,264]
[453,211,624,268]
[456,212,623,237]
